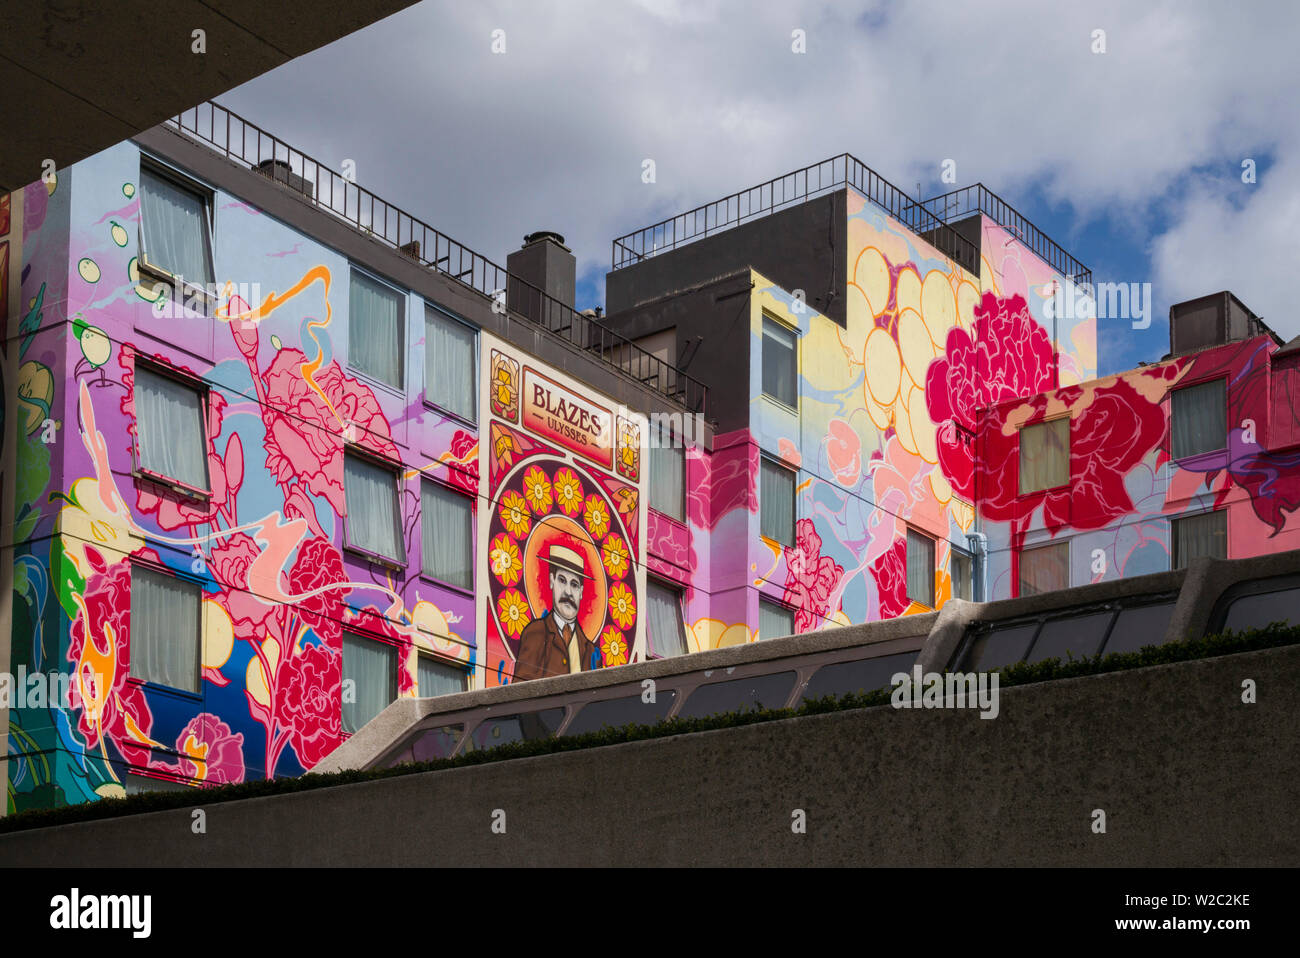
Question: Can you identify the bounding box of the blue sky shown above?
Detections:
[215,0,1300,379]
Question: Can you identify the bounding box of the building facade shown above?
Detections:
[4,108,1297,813]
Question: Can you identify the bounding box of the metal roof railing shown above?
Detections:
[164,101,707,413]
[920,183,1092,288]
[610,153,980,274]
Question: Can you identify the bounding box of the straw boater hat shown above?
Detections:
[546,543,588,579]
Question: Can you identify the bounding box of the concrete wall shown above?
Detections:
[607,192,847,325]
[4,644,1294,866]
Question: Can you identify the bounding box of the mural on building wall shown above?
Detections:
[477,337,647,684]
[966,333,1300,598]
[7,149,478,810]
[653,194,1103,654]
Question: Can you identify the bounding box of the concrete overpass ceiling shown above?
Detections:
[0,0,417,193]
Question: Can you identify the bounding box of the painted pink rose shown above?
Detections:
[175,714,245,785]
[782,518,844,633]
[211,532,274,643]
[926,293,1055,500]
[67,545,157,768]
[261,349,398,513]
[869,535,908,620]
[274,642,342,769]
[286,536,347,647]
[447,429,479,497]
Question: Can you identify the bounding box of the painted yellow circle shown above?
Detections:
[910,387,938,464]
[123,182,135,198]
[921,271,956,346]
[865,391,892,431]
[864,326,902,407]
[854,247,889,319]
[111,223,128,247]
[77,258,100,283]
[930,469,953,505]
[202,599,234,670]
[894,385,918,455]
[80,325,111,367]
[898,307,935,388]
[957,281,981,330]
[895,266,922,317]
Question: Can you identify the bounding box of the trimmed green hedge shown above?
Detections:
[2,621,1296,835]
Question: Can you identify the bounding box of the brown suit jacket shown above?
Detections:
[514,612,596,682]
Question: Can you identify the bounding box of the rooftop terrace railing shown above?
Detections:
[164,101,707,413]
[609,153,980,274]
[920,183,1092,288]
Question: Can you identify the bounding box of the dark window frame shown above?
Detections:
[342,444,407,569]
[130,356,214,500]
[423,303,479,425]
[760,312,799,410]
[418,476,474,592]
[136,157,217,314]
[759,454,796,547]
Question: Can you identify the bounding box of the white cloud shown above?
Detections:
[216,0,1300,319]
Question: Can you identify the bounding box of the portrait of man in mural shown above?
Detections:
[514,544,599,681]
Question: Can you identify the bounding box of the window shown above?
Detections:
[425,307,476,422]
[138,165,214,288]
[761,316,797,407]
[1019,417,1069,494]
[417,654,468,698]
[350,269,404,388]
[645,580,689,658]
[129,564,201,693]
[1018,541,1070,596]
[906,529,935,607]
[344,451,405,563]
[421,481,472,589]
[760,457,795,546]
[951,548,973,601]
[134,364,209,491]
[342,632,397,735]
[1171,379,1227,460]
[649,420,685,521]
[1172,510,1226,567]
[758,599,794,640]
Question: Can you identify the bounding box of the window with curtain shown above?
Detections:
[762,316,797,407]
[649,420,685,521]
[345,451,405,562]
[425,308,476,422]
[906,529,935,607]
[135,364,209,491]
[349,269,404,388]
[646,580,688,658]
[421,480,472,589]
[1019,541,1070,596]
[1171,379,1227,460]
[759,599,794,640]
[1172,510,1226,567]
[1019,417,1070,494]
[129,565,201,693]
[418,654,468,698]
[342,633,396,734]
[139,166,214,287]
[760,457,795,546]
[951,549,973,601]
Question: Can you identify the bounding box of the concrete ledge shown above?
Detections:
[5,645,1295,866]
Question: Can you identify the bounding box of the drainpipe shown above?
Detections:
[966,531,989,603]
